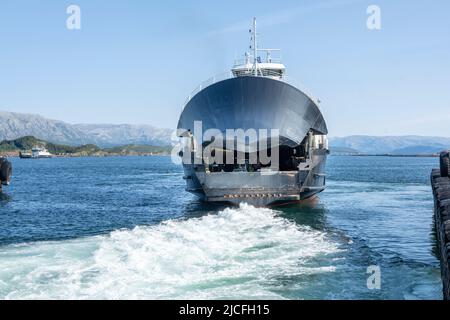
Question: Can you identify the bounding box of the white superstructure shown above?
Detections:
[31,147,52,158]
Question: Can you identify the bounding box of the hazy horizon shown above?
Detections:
[1,0,449,136]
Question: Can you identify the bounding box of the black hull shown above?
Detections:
[178,76,327,146]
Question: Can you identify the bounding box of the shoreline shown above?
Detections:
[0,152,171,158]
[330,153,439,158]
[3,153,438,159]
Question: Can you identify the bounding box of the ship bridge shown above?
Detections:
[232,51,286,79]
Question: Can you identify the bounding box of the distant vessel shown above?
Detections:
[20,147,53,159]
[32,147,52,158]
[19,151,32,159]
[177,18,329,206]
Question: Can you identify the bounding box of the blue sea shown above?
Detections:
[0,156,443,299]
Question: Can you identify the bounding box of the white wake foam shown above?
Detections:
[0,204,339,299]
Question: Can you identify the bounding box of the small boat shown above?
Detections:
[19,151,32,159]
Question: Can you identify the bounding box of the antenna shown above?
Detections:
[252,17,257,76]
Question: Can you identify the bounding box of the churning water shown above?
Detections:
[0,156,443,299]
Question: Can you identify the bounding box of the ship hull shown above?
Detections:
[182,150,327,206]
[177,76,328,206]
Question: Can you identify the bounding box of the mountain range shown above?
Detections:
[329,136,450,155]
[1,110,449,154]
[0,111,173,147]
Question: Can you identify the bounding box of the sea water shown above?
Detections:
[0,156,442,299]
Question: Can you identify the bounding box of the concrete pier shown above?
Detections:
[431,151,450,300]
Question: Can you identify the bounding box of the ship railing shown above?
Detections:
[232,58,283,66]
[183,71,234,107]
[281,75,321,107]
[182,72,321,111]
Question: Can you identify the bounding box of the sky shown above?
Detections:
[0,0,449,137]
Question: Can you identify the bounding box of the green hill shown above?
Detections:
[0,136,100,154]
[104,144,172,155]
[0,136,171,156]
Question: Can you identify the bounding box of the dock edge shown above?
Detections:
[431,151,450,300]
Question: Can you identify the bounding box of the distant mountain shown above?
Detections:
[329,146,361,154]
[329,135,450,155]
[0,111,90,145]
[0,111,173,147]
[74,124,173,147]
[390,145,446,155]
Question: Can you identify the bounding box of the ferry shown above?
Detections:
[177,18,329,206]
[20,147,53,159]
